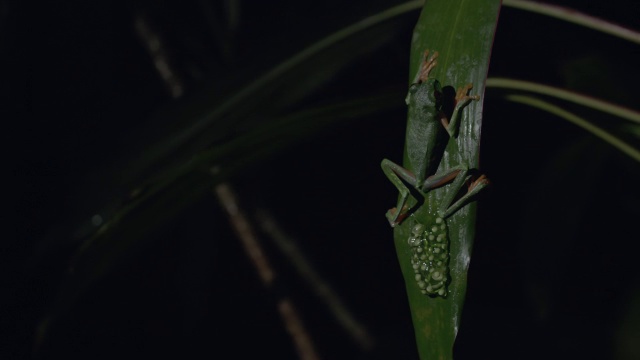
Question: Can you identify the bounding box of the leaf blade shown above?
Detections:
[391,1,501,358]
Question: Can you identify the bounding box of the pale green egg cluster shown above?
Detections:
[408,217,449,297]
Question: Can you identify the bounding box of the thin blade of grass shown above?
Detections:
[487,78,640,124]
[503,0,640,44]
[504,94,640,162]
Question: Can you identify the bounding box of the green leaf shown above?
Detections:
[391,1,500,358]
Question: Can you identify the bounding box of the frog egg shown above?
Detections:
[432,271,443,281]
[437,288,445,296]
[417,247,423,253]
[436,234,444,242]
[420,263,427,271]
[415,274,422,281]
[428,255,434,261]
[420,289,427,295]
[412,224,425,234]
[440,224,446,230]
[426,285,433,293]
[417,281,426,289]
[434,248,441,254]
[431,225,438,232]
[428,234,435,241]
[420,254,427,260]
[412,262,419,270]
[435,217,443,224]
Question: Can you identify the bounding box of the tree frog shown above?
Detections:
[381,50,489,296]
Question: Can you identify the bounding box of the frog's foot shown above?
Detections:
[418,50,439,82]
[468,174,490,194]
[455,83,480,105]
[385,208,399,227]
[457,174,490,207]
[385,206,410,227]
[439,170,490,219]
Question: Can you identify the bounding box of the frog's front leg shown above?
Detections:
[442,83,480,138]
[381,159,465,226]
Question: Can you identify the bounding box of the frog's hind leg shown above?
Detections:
[381,158,420,226]
[438,168,489,219]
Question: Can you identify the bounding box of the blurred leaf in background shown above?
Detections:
[8,0,640,359]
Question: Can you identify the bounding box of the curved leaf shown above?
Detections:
[390,1,500,358]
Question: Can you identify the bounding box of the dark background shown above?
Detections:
[9,0,640,359]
